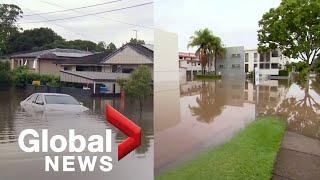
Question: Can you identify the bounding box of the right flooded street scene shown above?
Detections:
[155,77,320,175]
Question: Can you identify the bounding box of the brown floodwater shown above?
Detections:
[0,86,153,180]
[155,77,320,175]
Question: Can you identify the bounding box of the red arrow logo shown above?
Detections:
[106,104,142,161]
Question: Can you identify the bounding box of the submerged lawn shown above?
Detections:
[158,117,286,180]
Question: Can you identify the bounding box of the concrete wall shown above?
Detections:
[154,29,179,83]
[216,46,245,78]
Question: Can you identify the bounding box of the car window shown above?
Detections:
[35,95,44,105]
[26,94,37,102]
[45,95,79,105]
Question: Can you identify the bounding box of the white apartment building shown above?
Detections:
[179,52,202,80]
[244,49,290,77]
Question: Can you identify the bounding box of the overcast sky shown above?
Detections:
[2,0,154,48]
[154,0,281,52]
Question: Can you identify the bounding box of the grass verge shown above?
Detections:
[195,74,222,80]
[157,117,286,180]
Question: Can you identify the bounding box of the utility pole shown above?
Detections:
[133,30,138,43]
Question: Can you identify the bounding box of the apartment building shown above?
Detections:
[216,46,246,78]
[244,49,290,77]
[179,52,202,80]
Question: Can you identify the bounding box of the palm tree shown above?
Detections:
[209,37,226,74]
[188,28,214,75]
[188,28,226,74]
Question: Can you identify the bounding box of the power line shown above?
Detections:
[13,0,99,41]
[22,2,153,24]
[38,0,153,30]
[24,0,124,17]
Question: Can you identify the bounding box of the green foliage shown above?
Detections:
[158,117,286,180]
[118,65,152,110]
[258,0,320,65]
[105,42,117,53]
[6,27,63,54]
[42,39,104,52]
[195,74,221,80]
[11,67,60,87]
[188,28,226,74]
[312,59,320,74]
[279,70,289,76]
[248,71,254,79]
[0,60,11,83]
[0,4,23,55]
[129,38,145,45]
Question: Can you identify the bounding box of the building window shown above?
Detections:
[245,53,249,62]
[260,54,265,62]
[245,64,249,73]
[198,63,200,66]
[232,64,240,68]
[254,53,258,62]
[122,68,134,73]
[187,61,189,64]
[259,63,264,69]
[63,66,72,71]
[232,54,241,58]
[265,63,270,69]
[266,52,270,62]
[254,64,257,68]
[272,50,279,57]
[271,63,279,69]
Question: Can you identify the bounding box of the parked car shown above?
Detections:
[20,93,89,112]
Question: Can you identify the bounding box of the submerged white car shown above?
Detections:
[20,93,89,112]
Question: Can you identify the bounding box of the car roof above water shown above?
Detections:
[33,93,71,97]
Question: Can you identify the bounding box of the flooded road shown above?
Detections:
[0,87,153,180]
[155,77,320,175]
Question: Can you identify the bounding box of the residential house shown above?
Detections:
[10,48,93,75]
[179,52,202,81]
[59,43,154,95]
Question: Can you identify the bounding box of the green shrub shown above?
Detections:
[313,59,320,74]
[196,74,222,80]
[279,70,289,76]
[0,61,11,83]
[11,66,60,87]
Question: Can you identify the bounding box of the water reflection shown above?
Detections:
[0,87,153,180]
[155,77,320,175]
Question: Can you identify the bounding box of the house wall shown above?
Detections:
[102,46,153,65]
[216,46,245,78]
[38,60,60,75]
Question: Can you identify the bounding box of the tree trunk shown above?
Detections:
[139,98,143,113]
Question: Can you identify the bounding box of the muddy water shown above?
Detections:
[0,87,153,180]
[155,78,320,174]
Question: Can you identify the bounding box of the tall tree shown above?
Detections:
[188,28,225,74]
[258,0,320,67]
[118,65,152,112]
[0,4,23,55]
[106,42,117,53]
[129,38,145,45]
[210,36,226,73]
[7,27,63,53]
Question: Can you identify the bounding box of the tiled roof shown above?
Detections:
[10,48,93,59]
[56,52,109,65]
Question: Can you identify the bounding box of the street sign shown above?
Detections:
[255,67,260,85]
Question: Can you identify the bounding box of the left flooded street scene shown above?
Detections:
[0,86,154,180]
[0,0,154,179]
